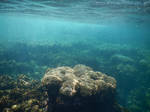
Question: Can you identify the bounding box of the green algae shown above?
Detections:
[0,42,150,112]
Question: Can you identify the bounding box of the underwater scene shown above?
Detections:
[0,0,150,112]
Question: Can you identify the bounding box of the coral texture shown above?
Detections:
[42,64,116,97]
[42,65,124,112]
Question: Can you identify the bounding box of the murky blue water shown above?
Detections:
[0,0,150,112]
[0,0,150,45]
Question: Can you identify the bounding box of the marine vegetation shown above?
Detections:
[0,74,48,112]
[0,65,129,112]
[0,42,150,112]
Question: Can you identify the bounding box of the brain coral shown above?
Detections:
[41,65,128,112]
[42,64,116,97]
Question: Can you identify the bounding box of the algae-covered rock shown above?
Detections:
[42,64,116,97]
[116,64,137,75]
[111,54,134,64]
[0,65,128,112]
[42,64,125,112]
[0,75,16,90]
[0,75,48,112]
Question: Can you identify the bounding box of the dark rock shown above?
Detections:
[42,64,125,112]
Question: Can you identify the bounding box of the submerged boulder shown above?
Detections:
[42,64,125,112]
[111,54,134,64]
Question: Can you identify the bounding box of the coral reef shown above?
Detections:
[0,65,128,112]
[0,75,48,112]
[42,64,126,112]
[0,42,150,112]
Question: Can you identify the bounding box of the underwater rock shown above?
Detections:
[0,75,48,112]
[0,76,16,90]
[42,64,125,112]
[42,64,116,96]
[116,64,137,75]
[111,54,134,64]
[139,59,150,69]
[0,65,128,112]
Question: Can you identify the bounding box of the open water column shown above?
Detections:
[0,0,150,112]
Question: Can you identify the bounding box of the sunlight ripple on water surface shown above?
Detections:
[0,0,150,23]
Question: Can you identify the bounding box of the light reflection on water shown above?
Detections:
[0,0,150,23]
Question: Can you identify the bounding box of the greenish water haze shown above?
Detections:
[0,14,150,46]
[0,0,150,112]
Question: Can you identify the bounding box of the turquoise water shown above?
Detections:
[0,0,150,112]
